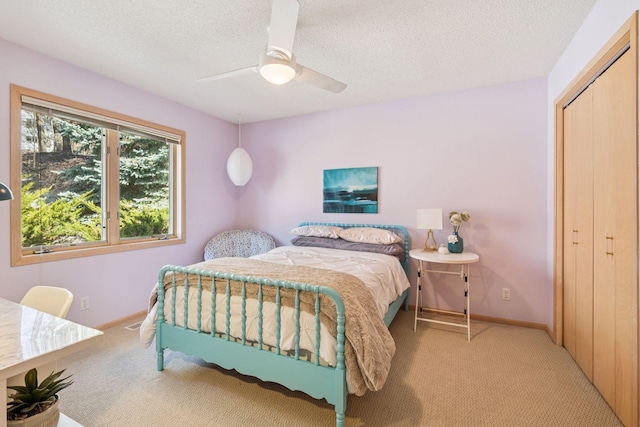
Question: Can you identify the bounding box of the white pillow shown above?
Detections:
[339,227,402,245]
[289,225,343,239]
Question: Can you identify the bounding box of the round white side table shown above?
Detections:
[409,249,480,341]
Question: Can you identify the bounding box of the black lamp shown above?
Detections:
[0,182,13,201]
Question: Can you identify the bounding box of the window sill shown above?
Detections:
[12,237,185,266]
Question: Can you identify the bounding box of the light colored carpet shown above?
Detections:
[57,310,623,426]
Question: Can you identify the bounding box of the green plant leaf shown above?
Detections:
[6,385,28,394]
[39,370,67,389]
[24,368,38,391]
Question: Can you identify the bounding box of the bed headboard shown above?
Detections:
[298,222,410,276]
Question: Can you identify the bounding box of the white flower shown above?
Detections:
[448,234,459,244]
[449,210,471,233]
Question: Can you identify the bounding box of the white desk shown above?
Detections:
[0,298,103,427]
[409,250,480,341]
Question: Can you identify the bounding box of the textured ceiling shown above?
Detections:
[0,0,597,124]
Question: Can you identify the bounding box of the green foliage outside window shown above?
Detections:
[119,199,169,238]
[21,110,172,249]
[21,182,101,247]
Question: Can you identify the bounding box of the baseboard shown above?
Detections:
[101,308,555,341]
[94,310,147,331]
[409,304,552,337]
[470,313,549,333]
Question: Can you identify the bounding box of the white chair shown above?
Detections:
[20,286,74,318]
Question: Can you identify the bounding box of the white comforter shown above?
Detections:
[252,246,410,318]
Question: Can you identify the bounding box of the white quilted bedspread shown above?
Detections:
[252,246,410,317]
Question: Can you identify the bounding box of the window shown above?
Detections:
[10,85,185,266]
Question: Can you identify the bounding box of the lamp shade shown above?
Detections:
[227,148,253,186]
[416,208,443,230]
[0,182,13,201]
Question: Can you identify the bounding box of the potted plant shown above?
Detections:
[6,368,73,427]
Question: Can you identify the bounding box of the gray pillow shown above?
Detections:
[291,236,405,263]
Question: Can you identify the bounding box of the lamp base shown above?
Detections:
[422,229,437,252]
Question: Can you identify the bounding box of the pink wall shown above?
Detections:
[0,39,239,326]
[0,37,552,328]
[240,79,550,326]
[1,1,629,332]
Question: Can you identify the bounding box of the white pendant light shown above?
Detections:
[227,115,253,186]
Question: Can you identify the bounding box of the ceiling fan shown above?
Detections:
[197,0,346,93]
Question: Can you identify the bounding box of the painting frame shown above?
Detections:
[323,167,378,214]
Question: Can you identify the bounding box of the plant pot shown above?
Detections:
[7,397,60,427]
[448,232,464,253]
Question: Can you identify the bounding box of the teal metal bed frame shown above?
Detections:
[155,223,410,427]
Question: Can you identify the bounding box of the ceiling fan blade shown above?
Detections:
[294,64,347,93]
[196,65,258,83]
[267,0,299,57]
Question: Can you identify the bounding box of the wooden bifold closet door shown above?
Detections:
[563,81,594,381]
[562,49,637,427]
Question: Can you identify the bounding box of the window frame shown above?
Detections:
[10,85,186,266]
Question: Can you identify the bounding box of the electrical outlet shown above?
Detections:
[501,288,511,301]
[80,296,89,310]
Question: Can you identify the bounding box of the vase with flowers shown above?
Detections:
[448,211,470,253]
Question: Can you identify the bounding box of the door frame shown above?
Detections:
[553,12,639,425]
[553,12,638,346]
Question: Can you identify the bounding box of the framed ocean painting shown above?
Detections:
[323,167,378,213]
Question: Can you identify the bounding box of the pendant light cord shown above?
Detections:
[235,113,242,228]
[237,114,242,148]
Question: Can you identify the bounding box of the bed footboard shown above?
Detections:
[155,264,348,427]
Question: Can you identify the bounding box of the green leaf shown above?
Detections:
[39,370,65,389]
[6,385,28,394]
[24,368,38,391]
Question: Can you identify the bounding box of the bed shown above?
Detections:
[140,222,410,426]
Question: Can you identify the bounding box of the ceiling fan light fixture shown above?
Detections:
[259,52,296,85]
[198,0,347,93]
